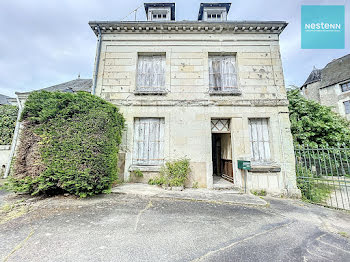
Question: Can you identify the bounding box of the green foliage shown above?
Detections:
[251,189,267,196]
[287,89,350,147]
[0,105,18,145]
[133,169,143,178]
[192,181,199,189]
[6,91,125,197]
[296,165,332,203]
[148,158,191,187]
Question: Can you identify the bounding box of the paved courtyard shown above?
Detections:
[0,187,350,262]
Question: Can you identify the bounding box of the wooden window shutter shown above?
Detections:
[133,118,164,165]
[137,55,165,90]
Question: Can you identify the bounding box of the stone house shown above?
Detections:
[300,54,350,120]
[89,2,299,195]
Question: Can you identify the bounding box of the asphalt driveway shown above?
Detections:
[0,191,350,262]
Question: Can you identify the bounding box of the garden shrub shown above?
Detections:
[0,105,18,145]
[5,91,125,197]
[148,158,191,187]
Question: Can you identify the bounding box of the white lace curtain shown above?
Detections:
[209,56,237,90]
[249,118,271,162]
[137,55,165,90]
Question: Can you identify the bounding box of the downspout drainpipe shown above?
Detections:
[4,95,23,178]
[92,25,102,95]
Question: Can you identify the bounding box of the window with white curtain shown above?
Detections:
[137,55,165,91]
[133,118,164,166]
[249,118,271,162]
[208,55,237,92]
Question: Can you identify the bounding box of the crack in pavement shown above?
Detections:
[3,228,35,262]
[191,220,294,262]
[134,199,153,231]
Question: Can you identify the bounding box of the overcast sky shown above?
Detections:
[0,0,349,97]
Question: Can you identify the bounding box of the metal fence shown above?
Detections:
[295,145,350,210]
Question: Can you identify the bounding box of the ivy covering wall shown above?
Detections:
[6,91,125,197]
[0,105,18,145]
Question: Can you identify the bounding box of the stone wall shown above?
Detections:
[319,84,350,120]
[301,81,321,102]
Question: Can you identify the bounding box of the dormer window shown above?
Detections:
[207,12,223,21]
[149,9,169,21]
[144,3,175,21]
[198,3,231,21]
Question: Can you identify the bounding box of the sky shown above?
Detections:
[0,0,349,97]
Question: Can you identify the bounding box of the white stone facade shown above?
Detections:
[89,21,299,196]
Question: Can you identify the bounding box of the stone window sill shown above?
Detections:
[209,88,242,96]
[248,162,281,173]
[0,145,11,150]
[129,165,162,172]
[134,89,168,95]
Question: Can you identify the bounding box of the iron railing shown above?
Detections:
[295,145,350,210]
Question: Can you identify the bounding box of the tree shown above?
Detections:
[287,89,350,147]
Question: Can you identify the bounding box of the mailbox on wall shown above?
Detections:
[237,160,251,170]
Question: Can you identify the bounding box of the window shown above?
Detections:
[209,55,237,92]
[341,81,350,92]
[137,55,165,92]
[249,118,271,162]
[133,118,164,165]
[149,11,169,21]
[206,12,224,21]
[344,101,350,114]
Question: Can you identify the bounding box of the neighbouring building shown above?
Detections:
[89,2,299,195]
[300,54,350,120]
[15,78,92,107]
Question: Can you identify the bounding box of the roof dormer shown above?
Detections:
[198,3,231,21]
[144,3,175,21]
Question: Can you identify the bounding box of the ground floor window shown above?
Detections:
[344,101,350,114]
[249,118,271,162]
[133,118,164,165]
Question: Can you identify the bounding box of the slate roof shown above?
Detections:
[16,78,92,95]
[320,54,350,88]
[301,54,350,89]
[302,67,321,87]
[0,94,11,105]
[40,79,92,93]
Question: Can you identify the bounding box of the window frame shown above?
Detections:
[136,53,167,94]
[208,54,240,95]
[341,81,350,93]
[344,100,350,114]
[133,118,165,166]
[248,118,272,163]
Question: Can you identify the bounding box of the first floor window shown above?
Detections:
[133,118,164,165]
[137,54,165,91]
[344,101,350,114]
[341,81,350,92]
[209,55,237,92]
[249,118,271,162]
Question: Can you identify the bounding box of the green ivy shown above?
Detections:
[5,91,125,197]
[0,105,18,145]
[287,89,350,147]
